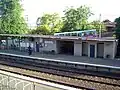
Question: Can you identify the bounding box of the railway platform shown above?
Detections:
[0,49,120,67]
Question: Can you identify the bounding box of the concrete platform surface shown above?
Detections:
[0,50,120,67]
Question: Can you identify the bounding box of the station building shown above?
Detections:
[0,34,118,59]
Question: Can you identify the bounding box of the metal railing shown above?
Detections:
[0,70,79,90]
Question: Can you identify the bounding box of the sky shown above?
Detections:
[22,0,120,27]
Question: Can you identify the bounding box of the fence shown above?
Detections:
[0,70,77,90]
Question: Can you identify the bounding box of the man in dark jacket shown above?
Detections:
[28,45,32,55]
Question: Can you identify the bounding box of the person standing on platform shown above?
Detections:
[28,45,32,55]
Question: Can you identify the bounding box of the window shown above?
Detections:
[78,33,82,37]
[82,32,87,37]
[72,33,77,36]
[86,31,90,36]
[59,34,64,36]
[90,31,95,35]
[65,33,70,36]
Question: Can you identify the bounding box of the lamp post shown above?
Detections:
[99,14,102,38]
[36,17,41,27]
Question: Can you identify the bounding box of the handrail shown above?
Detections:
[0,70,79,90]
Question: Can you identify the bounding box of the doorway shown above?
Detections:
[90,45,95,58]
[97,43,104,58]
[58,41,74,55]
[82,42,88,56]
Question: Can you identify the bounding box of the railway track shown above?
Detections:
[0,54,120,90]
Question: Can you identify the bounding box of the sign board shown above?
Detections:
[44,41,53,44]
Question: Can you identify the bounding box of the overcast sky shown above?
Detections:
[22,0,120,27]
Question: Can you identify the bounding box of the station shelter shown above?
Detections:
[0,34,118,59]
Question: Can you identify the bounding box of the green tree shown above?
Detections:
[115,17,120,39]
[30,25,50,35]
[0,0,28,34]
[61,5,93,32]
[35,13,63,35]
[114,17,120,56]
[90,20,106,33]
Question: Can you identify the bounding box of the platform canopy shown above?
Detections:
[0,34,117,42]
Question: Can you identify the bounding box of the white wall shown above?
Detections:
[74,41,82,56]
[42,39,57,53]
[104,42,114,59]
[56,40,60,54]
[104,41,118,59]
[7,39,20,48]
[8,39,12,47]
[82,42,88,56]
[97,43,104,58]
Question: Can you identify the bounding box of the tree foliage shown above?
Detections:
[61,6,93,32]
[0,0,28,34]
[115,17,120,39]
[30,25,50,35]
[90,20,106,33]
[30,5,106,35]
[34,13,63,35]
[114,17,120,56]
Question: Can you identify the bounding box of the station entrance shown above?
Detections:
[57,40,74,55]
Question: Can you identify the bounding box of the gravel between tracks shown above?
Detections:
[0,61,119,90]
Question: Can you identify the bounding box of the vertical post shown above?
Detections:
[12,37,14,50]
[29,38,31,47]
[25,37,27,52]
[88,43,90,57]
[113,41,116,59]
[99,14,102,38]
[103,42,106,58]
[95,43,97,58]
[0,36,1,49]
[80,41,82,56]
[32,82,35,90]
[6,37,8,50]
[55,40,58,54]
[7,75,9,89]
[33,38,36,52]
[18,36,21,51]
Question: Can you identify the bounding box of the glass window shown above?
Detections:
[82,32,87,37]
[93,31,95,35]
[72,33,77,36]
[65,33,70,36]
[68,33,70,36]
[78,33,82,37]
[89,31,93,35]
[86,31,90,36]
[59,34,64,36]
[65,33,68,36]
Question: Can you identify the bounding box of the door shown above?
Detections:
[97,43,104,58]
[90,45,95,57]
[82,42,88,56]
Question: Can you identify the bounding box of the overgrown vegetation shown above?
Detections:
[0,0,28,34]
[31,13,63,35]
[115,17,120,56]
[0,2,105,35]
[30,6,105,35]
